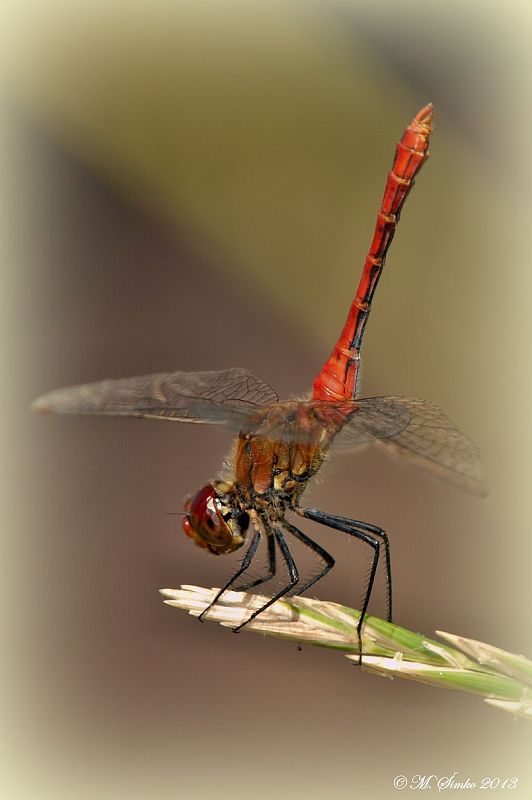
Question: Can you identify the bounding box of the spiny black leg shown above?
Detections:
[235,531,277,591]
[232,529,299,633]
[301,508,392,623]
[344,518,392,624]
[198,529,261,623]
[282,519,335,596]
[299,507,382,663]
[377,528,392,622]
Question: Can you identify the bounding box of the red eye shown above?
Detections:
[182,485,245,555]
[182,515,211,551]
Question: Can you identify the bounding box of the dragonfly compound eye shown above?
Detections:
[182,485,246,555]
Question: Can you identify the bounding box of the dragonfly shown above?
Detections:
[33,104,483,652]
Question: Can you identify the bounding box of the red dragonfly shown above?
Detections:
[33,104,482,648]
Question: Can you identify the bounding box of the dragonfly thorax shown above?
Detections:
[182,483,249,555]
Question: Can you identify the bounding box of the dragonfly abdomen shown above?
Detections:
[312,104,433,402]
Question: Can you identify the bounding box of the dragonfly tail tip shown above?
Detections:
[415,102,434,127]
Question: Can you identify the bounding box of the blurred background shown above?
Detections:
[2,0,532,797]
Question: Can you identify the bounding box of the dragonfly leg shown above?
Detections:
[232,529,299,633]
[298,507,388,663]
[198,529,261,623]
[281,519,335,596]
[300,507,392,622]
[234,531,277,591]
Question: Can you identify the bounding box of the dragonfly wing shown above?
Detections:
[329,397,412,446]
[332,396,485,495]
[32,367,279,427]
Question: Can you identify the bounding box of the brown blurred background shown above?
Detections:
[2,1,532,797]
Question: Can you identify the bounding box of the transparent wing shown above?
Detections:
[231,396,411,446]
[326,397,411,445]
[332,396,485,495]
[32,367,279,427]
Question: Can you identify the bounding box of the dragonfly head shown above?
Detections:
[182,483,249,555]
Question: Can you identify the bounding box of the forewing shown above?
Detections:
[32,367,278,428]
[332,396,485,495]
[330,397,412,446]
